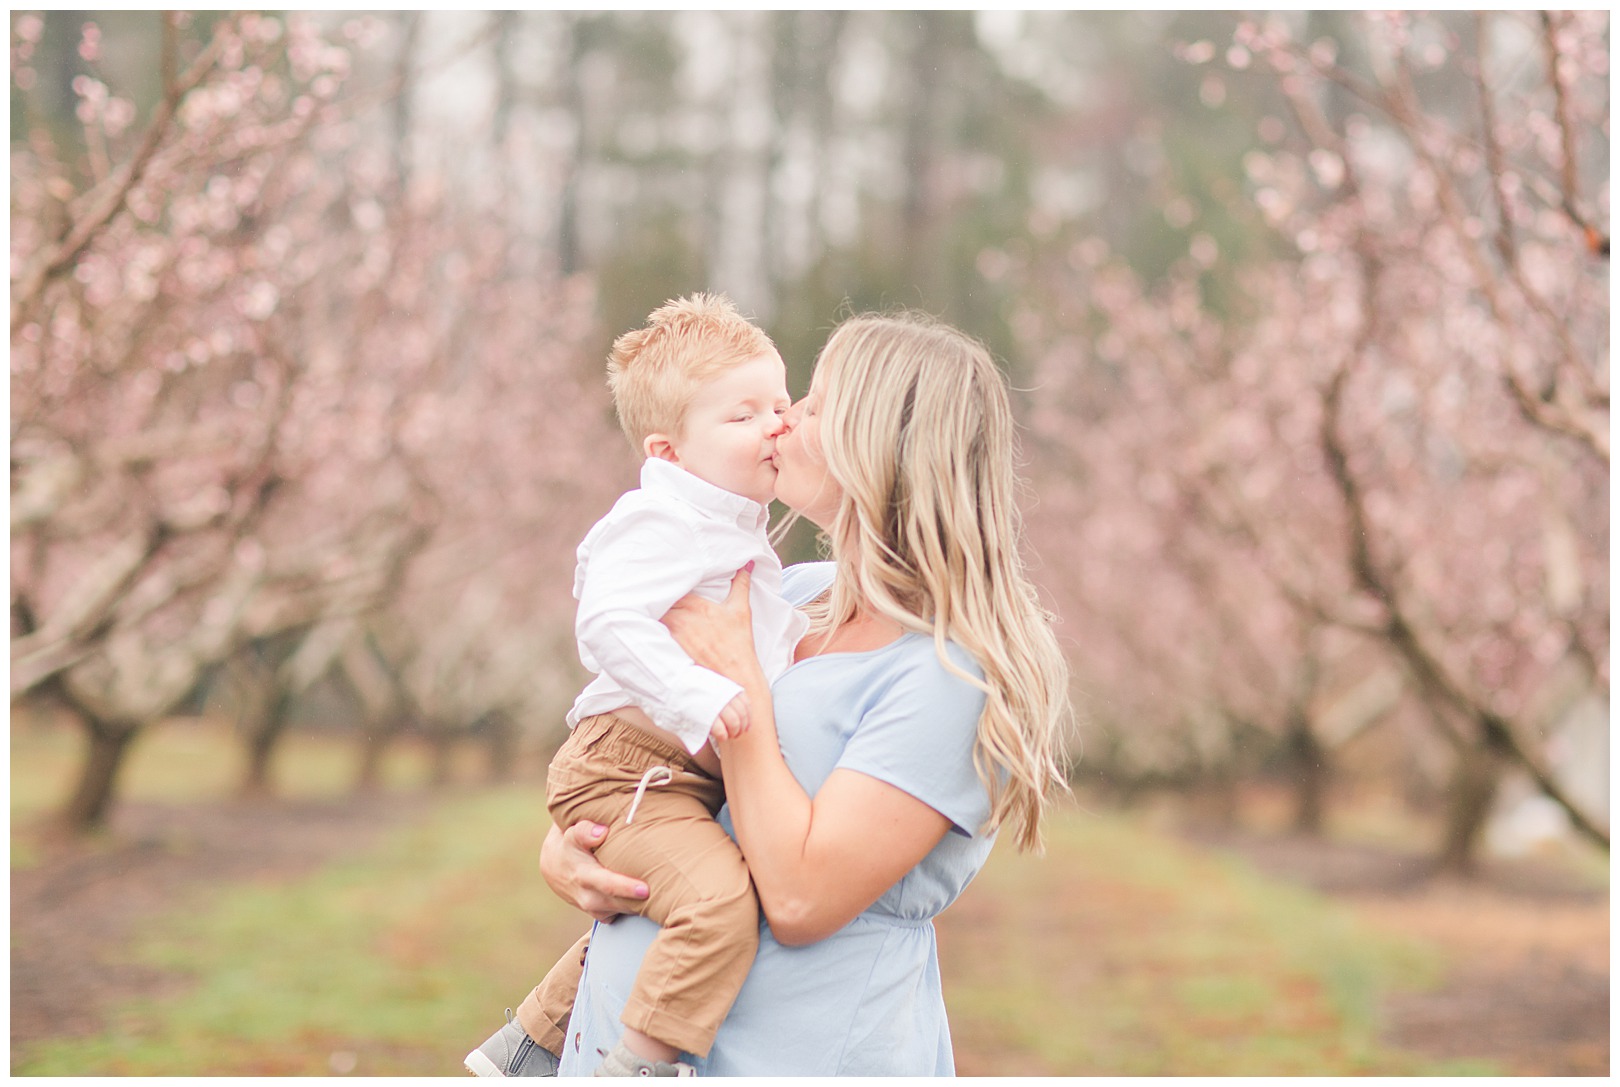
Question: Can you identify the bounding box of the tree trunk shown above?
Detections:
[1285,710,1329,835]
[898,13,951,300]
[427,725,456,788]
[490,11,519,150]
[1200,762,1239,829]
[238,690,294,798]
[60,716,139,833]
[554,13,586,276]
[390,12,420,194]
[1437,740,1507,875]
[483,713,518,783]
[354,714,406,793]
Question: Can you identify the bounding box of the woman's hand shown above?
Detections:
[539,821,649,923]
[663,565,768,690]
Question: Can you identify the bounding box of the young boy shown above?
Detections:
[465,294,805,1078]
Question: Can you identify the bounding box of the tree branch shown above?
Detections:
[1539,11,1607,255]
[10,13,233,335]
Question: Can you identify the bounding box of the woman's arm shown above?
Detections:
[734,763,951,945]
[664,568,953,946]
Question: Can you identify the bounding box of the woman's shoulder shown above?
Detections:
[781,561,836,606]
[835,635,991,839]
[876,634,986,708]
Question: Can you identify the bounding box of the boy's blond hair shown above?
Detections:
[607,293,780,446]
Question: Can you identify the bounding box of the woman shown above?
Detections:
[540,312,1069,1075]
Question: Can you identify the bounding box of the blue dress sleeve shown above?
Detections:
[834,640,991,838]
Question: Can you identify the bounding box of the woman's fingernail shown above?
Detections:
[744,561,755,573]
[590,824,606,838]
[634,884,649,898]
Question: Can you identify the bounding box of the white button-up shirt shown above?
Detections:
[567,458,810,754]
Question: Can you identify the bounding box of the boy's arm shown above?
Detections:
[575,504,743,754]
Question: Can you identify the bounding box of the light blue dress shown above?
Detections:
[555,562,995,1076]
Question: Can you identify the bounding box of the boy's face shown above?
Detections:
[648,351,790,506]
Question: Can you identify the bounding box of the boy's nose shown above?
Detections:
[766,412,788,437]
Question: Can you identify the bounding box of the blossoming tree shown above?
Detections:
[11,12,624,829]
[1019,11,1607,868]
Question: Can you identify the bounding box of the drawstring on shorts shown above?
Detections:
[625,765,674,825]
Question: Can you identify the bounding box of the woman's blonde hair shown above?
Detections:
[805,312,1072,852]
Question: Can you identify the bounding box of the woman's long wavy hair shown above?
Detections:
[801,312,1072,852]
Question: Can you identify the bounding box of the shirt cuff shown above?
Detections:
[653,666,745,754]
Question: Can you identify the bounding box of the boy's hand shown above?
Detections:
[710,691,750,743]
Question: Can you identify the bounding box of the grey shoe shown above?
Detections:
[465,1009,560,1077]
[593,1039,695,1077]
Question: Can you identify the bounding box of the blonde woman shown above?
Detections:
[533,312,1070,1075]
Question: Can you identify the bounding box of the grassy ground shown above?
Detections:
[938,805,1480,1075]
[12,717,1504,1075]
[17,786,575,1076]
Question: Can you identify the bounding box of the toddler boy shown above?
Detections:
[465,294,804,1078]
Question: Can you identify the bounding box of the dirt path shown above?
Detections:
[1183,827,1610,1076]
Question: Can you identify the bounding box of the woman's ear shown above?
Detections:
[643,433,679,463]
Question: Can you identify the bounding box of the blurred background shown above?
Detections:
[10,9,1609,1077]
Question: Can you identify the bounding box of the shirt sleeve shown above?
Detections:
[574,502,743,754]
[834,642,992,837]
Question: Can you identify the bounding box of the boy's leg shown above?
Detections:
[543,715,758,1060]
[515,931,589,1055]
[591,786,758,1060]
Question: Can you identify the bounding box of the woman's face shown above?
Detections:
[772,368,842,528]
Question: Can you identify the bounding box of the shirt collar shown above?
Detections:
[640,458,770,531]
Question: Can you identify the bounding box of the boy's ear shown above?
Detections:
[643,433,679,464]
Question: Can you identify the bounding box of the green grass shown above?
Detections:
[15,786,582,1076]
